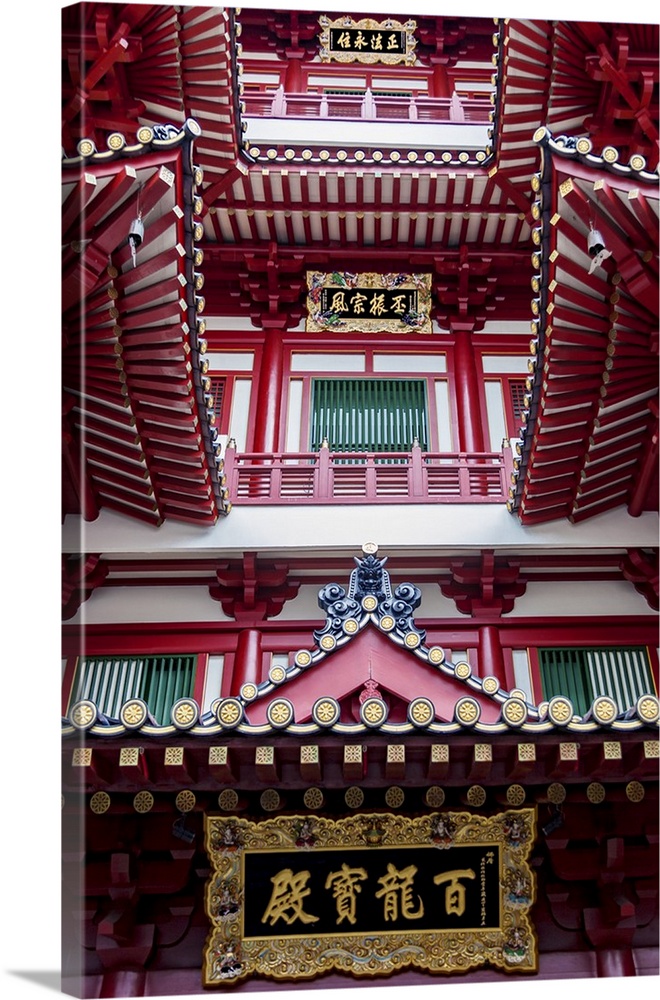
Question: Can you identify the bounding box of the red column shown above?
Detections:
[478,625,507,686]
[452,325,486,453]
[100,970,146,997]
[252,330,284,453]
[595,948,636,977]
[231,628,262,694]
[429,63,451,99]
[284,55,304,93]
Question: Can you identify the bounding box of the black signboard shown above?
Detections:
[328,27,405,56]
[318,286,418,323]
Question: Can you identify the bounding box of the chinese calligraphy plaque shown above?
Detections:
[306,271,433,334]
[203,809,537,984]
[319,16,417,65]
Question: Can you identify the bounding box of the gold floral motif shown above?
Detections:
[455,662,471,679]
[219,700,242,726]
[165,747,184,766]
[78,139,94,156]
[467,785,487,807]
[425,786,445,807]
[586,782,605,804]
[362,699,386,725]
[209,746,228,765]
[176,789,196,813]
[173,701,197,727]
[482,677,499,695]
[456,699,479,725]
[503,699,527,726]
[548,697,572,724]
[119,748,140,766]
[344,619,359,634]
[90,791,110,814]
[121,700,146,727]
[428,647,445,664]
[320,635,336,650]
[626,781,645,803]
[268,701,293,726]
[269,665,287,683]
[362,596,378,611]
[294,651,311,668]
[344,786,364,809]
[304,787,324,810]
[592,697,616,723]
[137,126,153,143]
[72,702,95,728]
[385,786,404,808]
[219,789,239,811]
[410,699,433,725]
[506,785,526,806]
[404,633,420,648]
[547,783,566,804]
[637,696,659,722]
[240,684,258,701]
[134,791,154,814]
[314,699,338,724]
[260,789,280,812]
[379,616,395,631]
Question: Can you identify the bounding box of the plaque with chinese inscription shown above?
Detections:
[319,15,417,65]
[203,809,537,983]
[306,271,433,334]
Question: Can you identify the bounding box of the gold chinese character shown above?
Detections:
[354,31,367,50]
[433,869,476,917]
[375,863,424,921]
[371,33,383,51]
[330,291,349,313]
[325,864,368,925]
[336,31,351,49]
[261,868,319,926]
[392,294,407,314]
[369,293,387,316]
[350,292,368,314]
[387,33,399,50]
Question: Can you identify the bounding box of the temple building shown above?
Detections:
[61,6,659,997]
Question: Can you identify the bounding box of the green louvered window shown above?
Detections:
[310,378,429,455]
[70,655,197,726]
[538,646,654,716]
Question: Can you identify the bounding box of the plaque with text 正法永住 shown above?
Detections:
[203,809,537,984]
[318,15,417,65]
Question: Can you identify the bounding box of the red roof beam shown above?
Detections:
[88,457,152,491]
[101,497,161,525]
[62,30,132,125]
[595,181,656,251]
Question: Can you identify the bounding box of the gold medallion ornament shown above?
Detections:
[176,789,196,813]
[120,698,148,730]
[107,132,126,150]
[385,786,405,808]
[90,791,110,815]
[482,676,499,695]
[455,698,480,726]
[304,787,324,810]
[629,153,646,172]
[204,807,537,984]
[362,595,378,612]
[548,696,574,726]
[171,698,199,729]
[408,698,434,727]
[267,699,294,729]
[455,661,471,679]
[312,697,340,727]
[586,782,606,804]
[361,697,388,727]
[425,786,445,808]
[404,632,420,648]
[260,789,281,812]
[502,698,527,727]
[268,664,287,683]
[428,646,445,665]
[626,781,645,803]
[294,650,312,668]
[344,786,365,809]
[219,789,239,811]
[77,138,95,157]
[379,615,395,631]
[344,619,359,634]
[592,695,617,725]
[217,698,244,729]
[636,694,659,723]
[506,785,526,807]
[240,683,258,702]
[320,635,336,651]
[133,790,154,814]
[70,700,97,730]
[602,146,618,163]
[547,783,566,805]
[137,125,154,143]
[467,785,487,807]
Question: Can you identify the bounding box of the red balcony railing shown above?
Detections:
[243,90,491,125]
[223,443,514,505]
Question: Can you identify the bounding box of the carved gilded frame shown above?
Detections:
[203,808,537,984]
[305,271,433,334]
[318,16,417,66]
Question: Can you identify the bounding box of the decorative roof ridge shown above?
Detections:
[62,117,202,168]
[531,126,659,184]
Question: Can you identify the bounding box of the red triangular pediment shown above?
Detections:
[246,626,502,725]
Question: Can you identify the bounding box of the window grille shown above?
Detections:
[310,378,429,456]
[70,655,197,725]
[538,646,654,715]
[509,380,527,421]
[208,377,226,422]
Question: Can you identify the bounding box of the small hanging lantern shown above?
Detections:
[128,213,144,268]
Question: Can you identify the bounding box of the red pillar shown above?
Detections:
[100,970,146,997]
[252,330,284,453]
[595,948,637,977]
[429,63,451,99]
[452,325,486,453]
[284,55,304,93]
[478,625,507,686]
[231,628,262,695]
